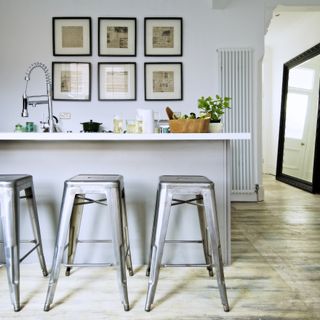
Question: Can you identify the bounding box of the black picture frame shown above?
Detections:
[52,62,91,101]
[144,17,183,56]
[52,17,92,56]
[98,17,137,56]
[98,62,136,101]
[144,62,183,101]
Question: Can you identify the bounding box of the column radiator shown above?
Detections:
[218,48,255,196]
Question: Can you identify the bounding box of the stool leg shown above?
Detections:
[146,186,160,276]
[203,189,230,312]
[44,187,76,311]
[196,195,214,277]
[121,189,133,276]
[0,189,21,311]
[65,195,84,276]
[25,185,48,277]
[106,187,129,311]
[145,188,172,312]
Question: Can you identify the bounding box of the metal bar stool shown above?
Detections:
[145,175,229,312]
[0,174,48,311]
[44,174,133,311]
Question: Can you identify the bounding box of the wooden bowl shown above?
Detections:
[169,119,210,133]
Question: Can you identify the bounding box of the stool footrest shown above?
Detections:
[162,263,212,268]
[77,239,112,244]
[75,196,107,206]
[64,262,113,268]
[165,240,203,244]
[172,197,203,207]
[19,195,33,199]
[0,240,37,244]
[20,243,40,263]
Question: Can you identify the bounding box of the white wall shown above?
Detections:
[1,0,319,185]
[0,0,266,134]
[0,0,267,264]
[263,9,320,174]
[0,0,267,196]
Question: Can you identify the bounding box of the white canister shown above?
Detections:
[136,109,154,133]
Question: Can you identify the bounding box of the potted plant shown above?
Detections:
[198,95,231,132]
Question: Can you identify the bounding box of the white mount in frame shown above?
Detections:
[52,17,92,56]
[144,62,183,101]
[98,62,136,100]
[98,17,137,56]
[144,17,183,56]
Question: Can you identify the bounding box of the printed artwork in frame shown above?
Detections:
[52,62,91,101]
[144,17,182,56]
[53,17,92,56]
[98,62,136,100]
[98,18,136,56]
[144,62,183,101]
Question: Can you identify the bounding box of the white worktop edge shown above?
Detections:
[0,132,250,141]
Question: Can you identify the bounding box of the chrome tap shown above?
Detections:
[22,62,57,132]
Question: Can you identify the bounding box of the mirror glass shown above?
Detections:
[277,43,320,193]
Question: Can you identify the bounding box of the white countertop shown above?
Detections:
[0,132,250,141]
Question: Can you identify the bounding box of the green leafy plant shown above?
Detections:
[173,112,205,120]
[198,95,231,122]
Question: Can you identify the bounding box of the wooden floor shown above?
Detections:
[0,175,319,319]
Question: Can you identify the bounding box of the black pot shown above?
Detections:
[81,120,102,132]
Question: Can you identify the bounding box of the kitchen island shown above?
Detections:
[0,132,250,265]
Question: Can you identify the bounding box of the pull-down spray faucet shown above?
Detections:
[22,62,57,132]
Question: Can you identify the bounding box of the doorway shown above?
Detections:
[262,6,320,188]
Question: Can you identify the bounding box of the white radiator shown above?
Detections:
[218,48,255,196]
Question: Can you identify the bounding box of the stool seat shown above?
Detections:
[159,175,213,185]
[145,175,229,312]
[44,174,132,312]
[67,174,123,183]
[0,174,48,311]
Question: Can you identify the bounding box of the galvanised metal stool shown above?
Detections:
[44,174,133,311]
[145,175,229,312]
[0,174,48,311]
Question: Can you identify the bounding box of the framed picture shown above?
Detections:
[144,62,183,101]
[98,62,136,100]
[52,62,91,101]
[52,17,92,56]
[144,17,182,56]
[98,18,136,56]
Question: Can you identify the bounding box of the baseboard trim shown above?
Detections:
[231,185,264,202]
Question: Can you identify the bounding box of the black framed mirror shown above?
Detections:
[276,43,320,193]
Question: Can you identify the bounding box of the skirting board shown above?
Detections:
[231,184,264,202]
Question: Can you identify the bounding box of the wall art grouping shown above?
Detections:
[52,17,183,101]
[52,62,183,101]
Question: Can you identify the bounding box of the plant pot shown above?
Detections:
[209,122,223,133]
[81,120,102,132]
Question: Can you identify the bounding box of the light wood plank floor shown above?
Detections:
[0,175,319,319]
